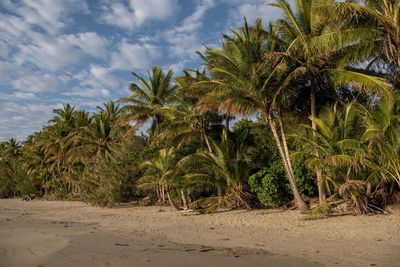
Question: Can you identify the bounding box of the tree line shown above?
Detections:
[1,0,399,216]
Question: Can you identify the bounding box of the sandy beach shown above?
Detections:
[0,199,399,267]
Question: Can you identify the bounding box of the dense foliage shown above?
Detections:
[1,0,399,215]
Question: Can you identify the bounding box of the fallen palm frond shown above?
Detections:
[306,180,388,219]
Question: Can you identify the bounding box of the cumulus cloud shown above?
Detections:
[12,73,65,93]
[165,0,216,58]
[63,65,120,98]
[16,32,110,70]
[226,0,294,26]
[0,92,36,100]
[100,0,179,29]
[111,41,160,70]
[0,102,63,140]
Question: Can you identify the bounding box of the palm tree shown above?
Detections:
[154,69,223,153]
[138,147,182,209]
[2,138,21,159]
[361,95,400,187]
[97,100,123,123]
[272,0,391,202]
[293,102,365,196]
[119,66,176,140]
[181,130,253,209]
[331,0,400,86]
[199,19,309,212]
[68,101,123,162]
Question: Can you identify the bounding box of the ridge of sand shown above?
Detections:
[0,199,399,266]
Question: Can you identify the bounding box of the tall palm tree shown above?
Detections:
[68,101,123,162]
[155,69,222,153]
[181,130,253,209]
[272,0,391,202]
[361,95,400,186]
[2,138,21,159]
[97,100,123,123]
[293,102,365,196]
[119,66,176,140]
[138,147,182,210]
[331,0,400,87]
[199,19,309,212]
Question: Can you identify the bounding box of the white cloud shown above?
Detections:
[0,13,32,44]
[165,0,216,58]
[226,0,294,26]
[12,73,65,93]
[0,40,10,58]
[63,32,110,59]
[64,88,110,98]
[101,0,179,29]
[63,65,121,98]
[0,92,36,100]
[16,32,109,70]
[1,0,89,35]
[0,102,62,141]
[111,41,160,70]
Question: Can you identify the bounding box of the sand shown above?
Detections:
[0,199,399,266]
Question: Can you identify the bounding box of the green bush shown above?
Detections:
[248,160,315,207]
[0,159,39,198]
[80,138,153,207]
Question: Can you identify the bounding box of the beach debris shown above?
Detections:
[200,247,215,252]
[114,243,130,246]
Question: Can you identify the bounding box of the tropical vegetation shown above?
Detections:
[1,0,399,216]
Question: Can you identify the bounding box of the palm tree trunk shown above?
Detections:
[161,185,166,205]
[266,113,309,213]
[203,130,223,205]
[311,82,326,203]
[217,185,223,206]
[156,186,161,204]
[187,189,192,205]
[366,182,372,195]
[204,132,213,154]
[181,189,188,210]
[277,108,295,177]
[167,191,180,211]
[225,116,230,132]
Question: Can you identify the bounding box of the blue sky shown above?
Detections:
[0,0,286,141]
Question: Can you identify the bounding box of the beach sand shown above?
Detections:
[0,199,399,266]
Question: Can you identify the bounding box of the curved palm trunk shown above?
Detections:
[266,113,309,213]
[180,189,188,210]
[167,190,181,211]
[203,132,213,154]
[277,108,295,177]
[203,130,224,205]
[225,117,230,133]
[217,185,223,206]
[311,83,326,203]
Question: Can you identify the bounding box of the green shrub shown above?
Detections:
[248,160,315,207]
[80,138,153,207]
[0,159,39,198]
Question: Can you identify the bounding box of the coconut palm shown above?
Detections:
[119,66,176,140]
[138,147,182,210]
[154,69,224,152]
[180,130,253,209]
[2,138,21,159]
[98,100,123,123]
[199,19,309,212]
[272,0,391,202]
[360,96,400,186]
[293,102,366,196]
[331,0,400,86]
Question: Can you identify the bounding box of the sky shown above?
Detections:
[0,0,287,141]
